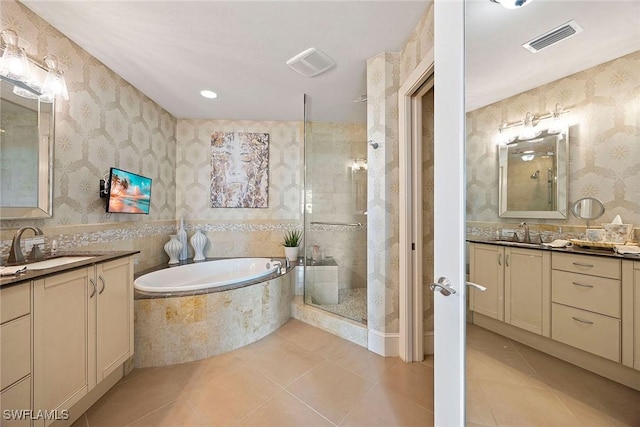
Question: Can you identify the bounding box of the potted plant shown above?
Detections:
[281,229,303,262]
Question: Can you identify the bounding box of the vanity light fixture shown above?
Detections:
[200,90,218,99]
[489,0,534,9]
[497,103,570,144]
[0,29,69,102]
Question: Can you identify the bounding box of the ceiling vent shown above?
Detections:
[286,47,335,77]
[522,20,583,53]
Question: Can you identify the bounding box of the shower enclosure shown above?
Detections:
[303,94,368,324]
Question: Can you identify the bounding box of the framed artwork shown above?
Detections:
[210,131,269,208]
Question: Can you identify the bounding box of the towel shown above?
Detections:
[0,266,27,276]
[542,239,573,248]
[614,245,640,255]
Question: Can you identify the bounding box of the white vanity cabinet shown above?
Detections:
[0,281,32,427]
[32,256,133,426]
[469,243,550,336]
[551,253,622,363]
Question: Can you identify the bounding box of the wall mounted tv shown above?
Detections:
[106,167,152,214]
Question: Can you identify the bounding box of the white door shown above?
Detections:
[433,0,465,425]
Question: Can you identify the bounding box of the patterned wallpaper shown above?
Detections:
[173,119,303,258]
[0,1,177,270]
[366,0,434,335]
[467,50,640,230]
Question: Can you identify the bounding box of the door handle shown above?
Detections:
[98,275,106,295]
[498,253,502,266]
[89,278,97,298]
[466,281,487,292]
[430,277,457,296]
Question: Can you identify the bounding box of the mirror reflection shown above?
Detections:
[0,78,54,219]
[571,197,605,221]
[498,128,568,219]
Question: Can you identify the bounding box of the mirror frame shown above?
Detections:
[498,127,568,219]
[571,197,605,221]
[0,70,55,219]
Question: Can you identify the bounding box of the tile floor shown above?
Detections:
[72,320,640,427]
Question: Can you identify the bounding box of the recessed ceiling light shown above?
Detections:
[200,90,218,99]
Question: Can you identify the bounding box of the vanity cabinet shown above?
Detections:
[0,282,32,427]
[469,243,550,336]
[550,253,622,363]
[33,257,133,426]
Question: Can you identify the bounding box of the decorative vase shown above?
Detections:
[164,235,183,265]
[284,246,299,263]
[190,229,207,261]
[177,217,188,261]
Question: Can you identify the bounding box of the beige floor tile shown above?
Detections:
[124,400,211,427]
[554,389,640,427]
[253,342,324,386]
[187,366,282,425]
[466,324,518,353]
[465,377,496,427]
[477,378,581,427]
[164,351,247,390]
[378,360,434,412]
[70,414,88,427]
[237,390,333,427]
[275,318,314,340]
[86,370,183,427]
[340,383,434,427]
[466,346,548,390]
[283,325,345,353]
[231,331,290,362]
[420,354,434,368]
[287,360,374,424]
[119,366,160,385]
[332,344,396,382]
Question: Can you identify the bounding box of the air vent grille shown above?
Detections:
[523,20,583,53]
[286,47,335,77]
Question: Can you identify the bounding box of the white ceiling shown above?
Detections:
[465,0,640,112]
[21,1,640,122]
[21,1,428,122]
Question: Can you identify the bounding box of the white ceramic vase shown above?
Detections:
[164,235,183,265]
[190,229,207,261]
[177,217,188,261]
[284,246,299,262]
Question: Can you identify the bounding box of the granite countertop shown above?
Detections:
[467,236,640,260]
[0,250,140,287]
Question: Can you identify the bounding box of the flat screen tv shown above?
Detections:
[106,167,152,214]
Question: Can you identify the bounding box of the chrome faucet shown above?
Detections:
[7,226,44,264]
[519,222,531,243]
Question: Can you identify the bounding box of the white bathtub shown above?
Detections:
[134,258,281,293]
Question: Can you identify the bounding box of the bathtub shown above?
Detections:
[133,257,293,368]
[134,257,281,293]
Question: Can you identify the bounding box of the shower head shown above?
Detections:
[531,170,540,179]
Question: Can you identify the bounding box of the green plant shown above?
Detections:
[281,229,303,247]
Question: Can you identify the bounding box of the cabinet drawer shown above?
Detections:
[551,270,620,318]
[1,315,31,391]
[635,261,640,270]
[552,303,620,362]
[1,283,30,324]
[0,376,31,427]
[552,253,620,279]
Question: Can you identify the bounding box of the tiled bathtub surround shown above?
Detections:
[134,272,293,368]
[466,50,640,229]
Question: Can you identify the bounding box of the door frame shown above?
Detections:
[398,53,435,362]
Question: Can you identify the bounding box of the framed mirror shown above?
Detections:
[0,74,54,219]
[498,127,568,219]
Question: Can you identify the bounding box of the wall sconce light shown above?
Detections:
[0,29,69,102]
[352,158,368,171]
[489,0,534,9]
[497,103,569,144]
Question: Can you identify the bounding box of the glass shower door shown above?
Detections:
[303,94,368,324]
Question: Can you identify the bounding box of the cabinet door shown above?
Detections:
[33,268,93,425]
[96,257,133,383]
[504,248,550,336]
[469,244,504,321]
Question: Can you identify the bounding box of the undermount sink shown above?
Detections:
[25,256,96,270]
